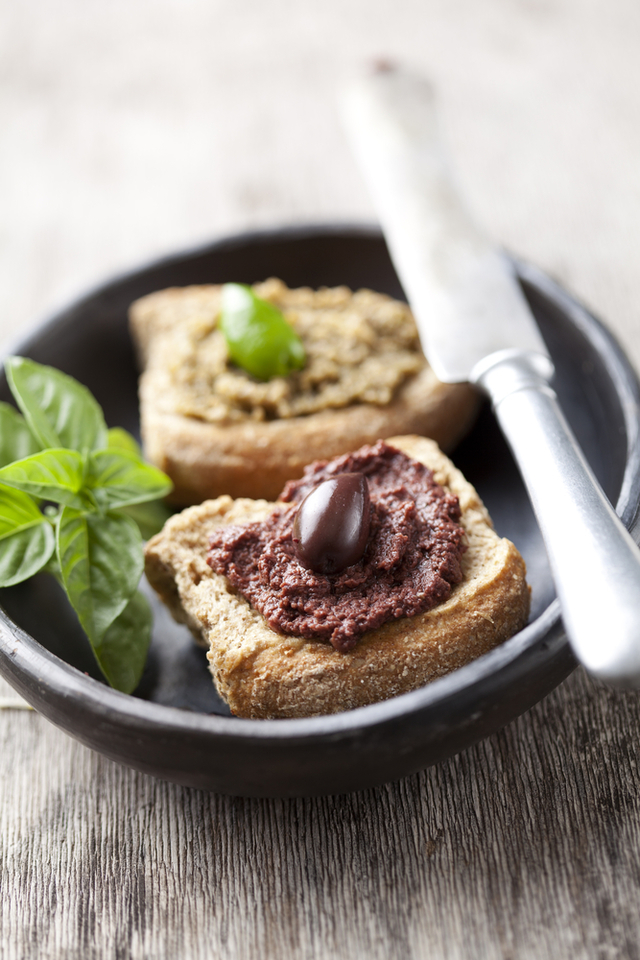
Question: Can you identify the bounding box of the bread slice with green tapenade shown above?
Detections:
[130,279,479,505]
[144,435,530,719]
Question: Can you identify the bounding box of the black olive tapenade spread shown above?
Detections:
[206,441,466,652]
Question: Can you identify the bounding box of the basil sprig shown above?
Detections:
[0,357,173,693]
[220,283,306,380]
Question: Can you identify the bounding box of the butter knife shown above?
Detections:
[342,67,640,687]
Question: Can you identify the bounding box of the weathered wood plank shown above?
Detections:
[2,669,640,959]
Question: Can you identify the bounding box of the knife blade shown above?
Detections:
[342,68,552,385]
[341,66,640,687]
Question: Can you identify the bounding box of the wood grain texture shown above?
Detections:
[2,669,640,959]
[3,0,640,956]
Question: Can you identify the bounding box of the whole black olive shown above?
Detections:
[292,473,371,574]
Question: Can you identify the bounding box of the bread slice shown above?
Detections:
[130,281,479,504]
[144,435,530,719]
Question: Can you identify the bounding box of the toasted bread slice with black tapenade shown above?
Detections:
[130,280,480,504]
[144,435,530,719]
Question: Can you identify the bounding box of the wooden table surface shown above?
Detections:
[2,2,640,956]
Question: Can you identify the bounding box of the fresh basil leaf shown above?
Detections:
[0,523,55,587]
[0,485,55,586]
[86,449,172,510]
[92,589,152,693]
[106,427,142,458]
[0,449,88,508]
[0,403,39,467]
[56,507,143,646]
[5,356,108,453]
[0,484,46,540]
[220,283,306,381]
[120,500,173,540]
[41,552,62,579]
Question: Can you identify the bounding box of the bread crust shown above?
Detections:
[145,436,530,719]
[130,283,480,503]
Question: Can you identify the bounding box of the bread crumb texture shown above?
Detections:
[130,280,480,502]
[145,436,531,719]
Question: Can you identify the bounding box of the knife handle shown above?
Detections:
[477,352,640,687]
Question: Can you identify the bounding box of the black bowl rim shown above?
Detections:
[1,223,639,745]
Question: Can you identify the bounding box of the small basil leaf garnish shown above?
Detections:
[220,283,306,381]
[5,356,108,453]
[92,589,152,694]
[0,403,39,467]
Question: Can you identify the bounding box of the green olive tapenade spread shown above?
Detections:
[130,280,480,503]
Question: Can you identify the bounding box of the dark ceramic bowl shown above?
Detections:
[0,226,639,797]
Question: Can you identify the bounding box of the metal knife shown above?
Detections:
[341,66,640,687]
